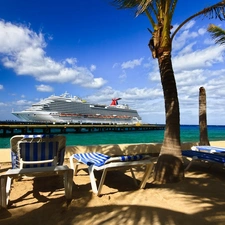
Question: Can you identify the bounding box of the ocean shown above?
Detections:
[0,125,225,149]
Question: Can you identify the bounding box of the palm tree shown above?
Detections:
[208,24,225,45]
[111,0,225,183]
[199,87,210,146]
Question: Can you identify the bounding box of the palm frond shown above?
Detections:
[111,0,153,15]
[170,0,178,18]
[172,1,225,41]
[136,0,154,15]
[111,0,142,9]
[202,1,225,20]
[208,24,225,45]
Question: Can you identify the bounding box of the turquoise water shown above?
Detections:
[0,125,225,148]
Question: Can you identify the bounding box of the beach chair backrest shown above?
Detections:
[10,134,66,169]
[18,140,59,168]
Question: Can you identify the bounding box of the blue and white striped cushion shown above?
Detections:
[120,154,144,161]
[182,150,225,164]
[191,146,225,154]
[19,141,59,168]
[73,152,145,167]
[10,134,65,169]
[73,153,110,167]
[22,134,55,139]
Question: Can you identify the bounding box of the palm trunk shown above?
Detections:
[199,87,210,145]
[153,52,184,183]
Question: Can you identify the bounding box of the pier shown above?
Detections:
[0,121,165,137]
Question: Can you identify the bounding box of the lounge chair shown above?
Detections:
[182,147,225,170]
[70,152,154,196]
[191,145,225,154]
[0,134,73,208]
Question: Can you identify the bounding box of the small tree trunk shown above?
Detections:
[199,87,210,145]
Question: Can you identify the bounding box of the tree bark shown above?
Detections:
[199,87,210,145]
[153,52,184,184]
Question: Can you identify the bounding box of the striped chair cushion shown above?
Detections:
[10,134,66,169]
[191,146,225,154]
[182,150,225,164]
[21,134,55,139]
[18,141,59,168]
[74,153,110,167]
[73,152,146,167]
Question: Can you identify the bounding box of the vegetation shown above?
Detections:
[208,24,225,45]
[111,0,225,183]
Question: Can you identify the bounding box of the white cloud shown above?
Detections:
[198,28,206,35]
[80,77,107,88]
[182,20,196,30]
[112,63,119,68]
[175,69,206,87]
[204,38,214,45]
[0,84,3,90]
[173,45,225,72]
[0,20,106,89]
[86,86,163,107]
[14,99,33,106]
[63,58,77,66]
[0,20,45,54]
[90,64,96,72]
[121,58,144,69]
[177,41,196,55]
[36,84,53,92]
[173,30,198,51]
[0,102,7,106]
[119,70,127,82]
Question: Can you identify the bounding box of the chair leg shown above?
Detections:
[63,169,73,200]
[184,156,198,171]
[0,175,11,208]
[129,168,138,186]
[74,163,80,176]
[139,163,154,189]
[69,156,80,176]
[97,169,108,196]
[88,165,98,194]
[69,156,75,171]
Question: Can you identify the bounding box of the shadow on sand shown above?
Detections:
[1,162,225,225]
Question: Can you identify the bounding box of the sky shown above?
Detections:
[0,0,225,125]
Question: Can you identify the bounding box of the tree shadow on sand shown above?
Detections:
[1,162,225,225]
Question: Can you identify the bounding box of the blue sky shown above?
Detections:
[0,0,225,125]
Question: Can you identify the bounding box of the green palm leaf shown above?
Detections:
[208,24,225,45]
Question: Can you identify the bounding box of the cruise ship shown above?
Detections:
[12,92,142,124]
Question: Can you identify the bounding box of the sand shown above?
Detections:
[1,142,225,225]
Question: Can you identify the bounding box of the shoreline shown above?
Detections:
[1,140,225,163]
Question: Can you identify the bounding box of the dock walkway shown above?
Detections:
[0,121,165,136]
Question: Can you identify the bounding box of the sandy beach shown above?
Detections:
[1,141,225,225]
